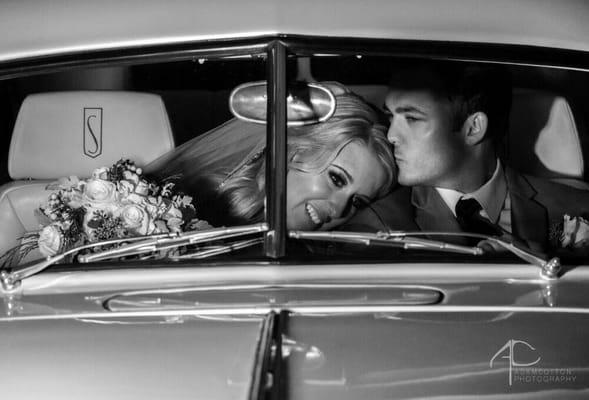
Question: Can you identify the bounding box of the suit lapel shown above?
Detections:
[411,169,549,249]
[411,186,470,245]
[505,167,548,251]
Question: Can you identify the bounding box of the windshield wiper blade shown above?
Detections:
[289,230,483,255]
[78,223,268,263]
[0,223,268,292]
[165,237,264,260]
[0,232,174,292]
[378,230,562,279]
[289,230,562,280]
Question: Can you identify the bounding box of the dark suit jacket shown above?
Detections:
[343,167,589,252]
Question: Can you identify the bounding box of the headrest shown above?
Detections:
[507,89,584,179]
[9,91,175,179]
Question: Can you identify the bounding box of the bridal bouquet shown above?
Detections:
[1,159,209,267]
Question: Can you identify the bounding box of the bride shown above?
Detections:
[146,84,396,230]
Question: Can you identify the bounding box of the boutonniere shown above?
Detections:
[549,214,589,250]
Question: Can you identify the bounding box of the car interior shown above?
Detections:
[0,56,587,260]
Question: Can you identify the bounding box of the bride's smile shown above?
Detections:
[287,141,387,231]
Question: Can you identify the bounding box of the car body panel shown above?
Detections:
[2,264,589,398]
[287,312,589,398]
[0,316,263,400]
[3,264,589,318]
[1,0,589,63]
[1,0,589,398]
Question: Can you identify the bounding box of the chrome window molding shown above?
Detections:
[1,34,588,262]
[265,40,288,258]
[1,34,589,80]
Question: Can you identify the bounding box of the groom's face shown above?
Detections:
[384,89,466,188]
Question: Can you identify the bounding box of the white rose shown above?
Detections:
[166,217,184,233]
[154,220,170,234]
[119,204,153,235]
[83,179,117,204]
[143,197,159,218]
[122,170,140,184]
[125,193,146,206]
[117,180,136,200]
[92,167,110,180]
[164,205,183,220]
[134,180,150,196]
[38,225,63,257]
[145,203,158,218]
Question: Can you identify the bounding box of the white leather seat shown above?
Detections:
[506,88,587,188]
[0,91,175,256]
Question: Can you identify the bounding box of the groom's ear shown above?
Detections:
[461,111,488,146]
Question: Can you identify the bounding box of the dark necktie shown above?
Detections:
[455,197,503,236]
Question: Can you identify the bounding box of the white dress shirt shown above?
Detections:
[435,160,512,232]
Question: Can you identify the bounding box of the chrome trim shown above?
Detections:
[5,305,589,322]
[0,32,272,64]
[0,233,170,293]
[248,312,275,400]
[291,230,483,255]
[170,237,264,260]
[229,80,336,125]
[79,223,268,263]
[93,283,445,298]
[0,39,270,81]
[101,283,443,311]
[265,40,287,258]
[0,224,269,294]
[375,230,562,279]
[541,257,563,280]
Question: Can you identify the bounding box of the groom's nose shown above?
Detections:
[387,120,401,144]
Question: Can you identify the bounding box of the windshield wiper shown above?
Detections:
[78,223,268,263]
[0,223,268,292]
[289,230,561,280]
[289,230,483,255]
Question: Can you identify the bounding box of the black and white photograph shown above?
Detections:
[1,0,588,398]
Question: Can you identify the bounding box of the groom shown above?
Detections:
[346,61,589,253]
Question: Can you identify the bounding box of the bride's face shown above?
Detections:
[286,141,387,231]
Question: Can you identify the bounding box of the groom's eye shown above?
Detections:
[405,115,420,123]
[329,171,347,188]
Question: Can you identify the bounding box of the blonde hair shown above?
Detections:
[218,91,396,225]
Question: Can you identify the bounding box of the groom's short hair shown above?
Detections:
[389,61,512,146]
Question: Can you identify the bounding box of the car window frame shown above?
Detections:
[1,34,589,264]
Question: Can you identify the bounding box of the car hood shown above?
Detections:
[1,264,589,399]
[0,316,263,400]
[287,311,589,399]
[1,309,587,399]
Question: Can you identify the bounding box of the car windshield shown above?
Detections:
[1,46,588,272]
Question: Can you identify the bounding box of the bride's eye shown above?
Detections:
[329,170,347,188]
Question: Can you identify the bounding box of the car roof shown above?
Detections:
[1,0,588,63]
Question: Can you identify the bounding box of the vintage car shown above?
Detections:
[1,0,589,398]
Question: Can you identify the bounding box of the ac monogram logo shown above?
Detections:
[83,108,103,158]
[490,339,541,386]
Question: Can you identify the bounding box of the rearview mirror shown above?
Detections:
[229,81,336,126]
